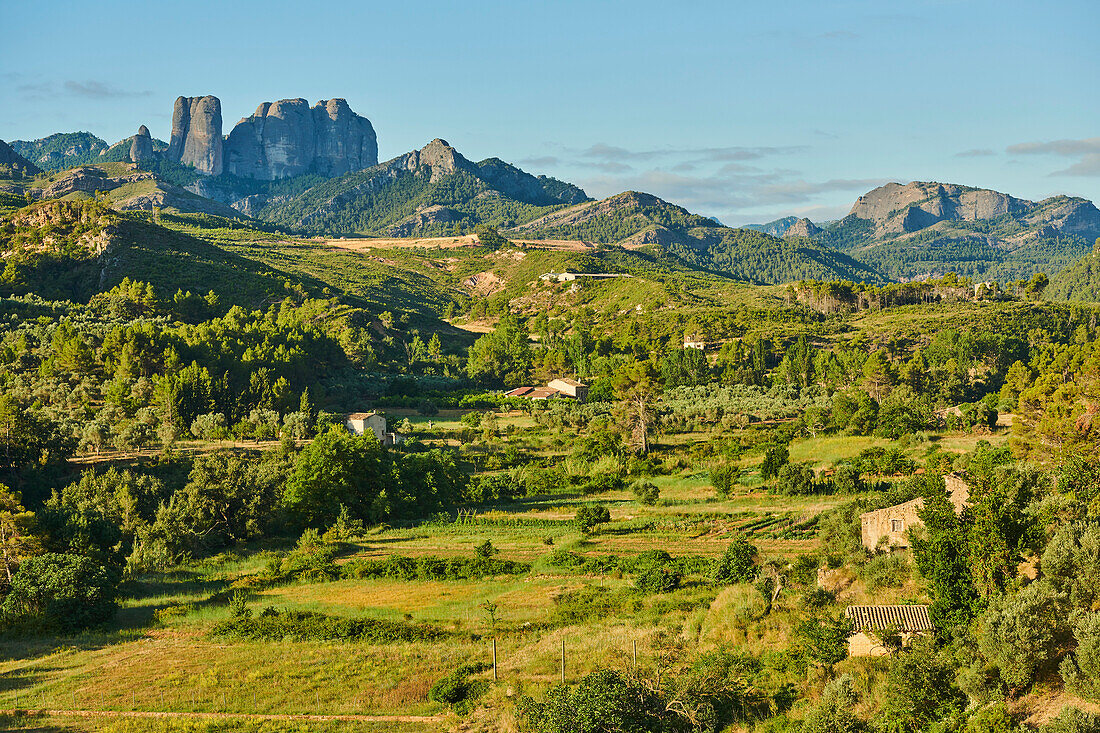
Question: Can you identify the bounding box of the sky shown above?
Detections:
[1,0,1097,225]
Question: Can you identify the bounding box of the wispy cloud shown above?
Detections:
[1007,137,1100,177]
[7,76,152,101]
[955,148,995,158]
[63,81,153,99]
[519,140,888,222]
[579,142,807,165]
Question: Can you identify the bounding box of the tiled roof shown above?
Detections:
[505,387,536,397]
[551,377,585,387]
[529,387,561,398]
[845,605,934,632]
[346,412,378,420]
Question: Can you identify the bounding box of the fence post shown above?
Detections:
[560,637,565,684]
[493,638,498,681]
[633,640,637,669]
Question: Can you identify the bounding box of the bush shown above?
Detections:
[965,703,1018,733]
[832,464,864,494]
[211,608,448,642]
[801,674,866,733]
[517,669,669,733]
[711,535,758,584]
[575,504,611,533]
[1061,612,1100,701]
[581,473,626,495]
[341,554,529,581]
[861,554,911,591]
[776,463,815,495]
[634,563,682,594]
[428,662,491,710]
[710,464,740,498]
[1039,708,1100,733]
[1,552,118,632]
[977,580,1068,689]
[760,445,789,481]
[632,481,660,506]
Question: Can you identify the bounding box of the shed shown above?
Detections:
[845,605,934,657]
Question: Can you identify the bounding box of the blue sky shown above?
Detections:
[1,0,1097,225]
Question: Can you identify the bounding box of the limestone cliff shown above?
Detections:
[129,125,154,163]
[224,97,377,180]
[167,96,223,175]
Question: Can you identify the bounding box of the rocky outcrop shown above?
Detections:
[168,95,223,175]
[0,139,42,176]
[224,97,377,180]
[847,181,1100,242]
[784,217,820,238]
[129,125,154,163]
[849,182,1030,235]
[39,166,154,198]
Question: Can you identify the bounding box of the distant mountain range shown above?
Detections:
[5,92,1100,290]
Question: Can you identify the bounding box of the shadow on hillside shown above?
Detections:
[0,712,80,732]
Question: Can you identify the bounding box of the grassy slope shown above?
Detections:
[0,415,1016,730]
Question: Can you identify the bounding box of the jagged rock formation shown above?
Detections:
[32,165,245,219]
[784,217,820,238]
[820,181,1100,281]
[168,95,223,175]
[0,139,42,177]
[224,98,377,180]
[129,125,154,163]
[251,138,588,234]
[742,216,798,236]
[846,181,1100,237]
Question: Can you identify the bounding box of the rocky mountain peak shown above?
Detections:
[129,125,154,163]
[414,139,464,179]
[224,97,377,180]
[168,95,223,175]
[784,217,820,238]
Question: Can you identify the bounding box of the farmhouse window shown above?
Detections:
[891,519,904,532]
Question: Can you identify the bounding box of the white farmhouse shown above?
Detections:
[345,412,404,446]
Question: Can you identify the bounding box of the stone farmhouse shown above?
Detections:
[505,377,588,403]
[845,605,934,656]
[344,412,403,446]
[859,472,970,551]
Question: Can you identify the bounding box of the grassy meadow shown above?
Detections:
[0,408,1002,732]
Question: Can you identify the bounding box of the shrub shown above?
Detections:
[860,554,911,591]
[631,481,660,506]
[1,552,118,632]
[710,465,740,498]
[517,669,668,733]
[776,463,815,495]
[977,580,1068,689]
[428,662,491,711]
[832,464,864,494]
[801,675,866,733]
[575,504,611,533]
[1061,612,1100,701]
[1039,708,1100,733]
[340,554,529,581]
[581,473,626,495]
[635,563,682,594]
[965,703,1018,733]
[474,539,497,558]
[211,609,448,642]
[711,536,758,584]
[760,445,789,481]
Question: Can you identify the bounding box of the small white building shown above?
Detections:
[547,377,588,401]
[345,412,404,446]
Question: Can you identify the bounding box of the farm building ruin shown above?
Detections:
[859,472,969,551]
